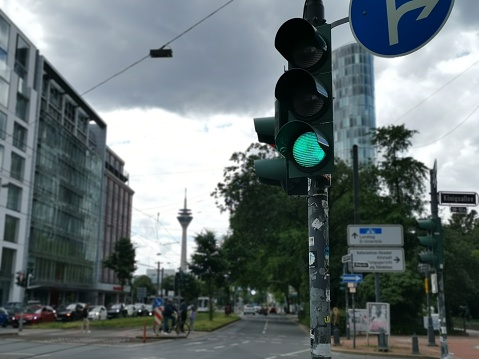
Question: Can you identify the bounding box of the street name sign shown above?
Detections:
[348,248,405,273]
[450,206,467,214]
[438,191,478,206]
[342,273,363,283]
[347,224,403,246]
[349,0,455,57]
[342,254,352,263]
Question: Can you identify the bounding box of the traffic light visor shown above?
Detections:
[275,18,328,70]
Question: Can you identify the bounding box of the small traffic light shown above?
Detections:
[253,101,308,195]
[417,218,444,269]
[274,19,334,178]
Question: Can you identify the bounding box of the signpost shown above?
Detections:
[450,206,467,214]
[342,254,352,263]
[342,273,363,283]
[438,191,478,206]
[349,0,455,57]
[349,248,405,273]
[347,224,403,246]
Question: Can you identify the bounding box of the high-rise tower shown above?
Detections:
[332,43,376,164]
[177,189,193,272]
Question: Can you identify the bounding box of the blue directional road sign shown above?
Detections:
[153,297,163,309]
[349,0,455,57]
[342,273,363,283]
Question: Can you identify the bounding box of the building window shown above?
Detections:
[13,122,27,151]
[0,247,16,276]
[15,93,29,121]
[4,215,20,243]
[0,76,9,108]
[0,16,9,52]
[0,48,8,82]
[0,110,6,139]
[0,144,3,170]
[15,35,29,69]
[7,184,22,212]
[10,152,25,181]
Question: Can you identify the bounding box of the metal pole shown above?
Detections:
[343,263,350,340]
[308,178,331,359]
[430,161,449,359]
[156,262,160,296]
[426,270,437,346]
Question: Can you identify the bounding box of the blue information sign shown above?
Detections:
[153,297,163,309]
[349,0,455,57]
[342,274,363,283]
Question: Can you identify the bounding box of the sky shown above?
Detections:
[1,0,478,275]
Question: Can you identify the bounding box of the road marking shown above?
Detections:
[214,346,225,349]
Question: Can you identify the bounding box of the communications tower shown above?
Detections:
[177,189,193,272]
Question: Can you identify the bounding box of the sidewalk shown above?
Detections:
[332,330,479,358]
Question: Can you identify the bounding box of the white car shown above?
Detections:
[125,304,137,317]
[88,305,107,321]
[243,305,256,315]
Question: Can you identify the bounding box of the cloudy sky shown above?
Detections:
[1,0,478,274]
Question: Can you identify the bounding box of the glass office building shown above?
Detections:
[332,43,376,164]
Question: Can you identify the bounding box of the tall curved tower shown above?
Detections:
[177,189,193,272]
[332,43,377,164]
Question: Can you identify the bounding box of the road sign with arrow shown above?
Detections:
[348,248,405,273]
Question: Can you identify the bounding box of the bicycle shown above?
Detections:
[168,316,190,337]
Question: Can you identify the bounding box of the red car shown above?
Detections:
[12,305,57,327]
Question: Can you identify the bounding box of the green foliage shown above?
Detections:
[131,275,156,300]
[103,237,137,290]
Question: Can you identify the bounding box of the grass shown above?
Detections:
[30,312,240,331]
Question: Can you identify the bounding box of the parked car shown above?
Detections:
[134,303,149,317]
[56,303,85,322]
[0,307,10,327]
[143,304,153,316]
[107,303,127,319]
[12,305,57,327]
[88,305,107,321]
[243,305,256,315]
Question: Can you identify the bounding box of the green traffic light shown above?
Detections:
[292,132,326,168]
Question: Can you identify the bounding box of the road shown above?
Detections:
[0,315,410,359]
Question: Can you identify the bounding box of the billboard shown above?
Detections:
[367,302,390,334]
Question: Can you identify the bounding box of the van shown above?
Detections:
[197,297,211,313]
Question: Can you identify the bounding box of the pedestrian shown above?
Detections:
[331,307,340,333]
[189,304,197,332]
[81,304,90,333]
[179,300,187,332]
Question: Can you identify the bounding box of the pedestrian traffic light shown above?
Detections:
[417,218,444,269]
[274,18,334,178]
[253,101,308,196]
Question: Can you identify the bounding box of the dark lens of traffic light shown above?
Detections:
[292,41,324,69]
[292,91,324,118]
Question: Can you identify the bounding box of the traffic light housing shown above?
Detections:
[417,218,444,269]
[274,19,334,178]
[253,101,308,196]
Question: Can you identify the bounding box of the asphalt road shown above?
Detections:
[0,315,412,359]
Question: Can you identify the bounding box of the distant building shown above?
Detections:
[332,43,377,165]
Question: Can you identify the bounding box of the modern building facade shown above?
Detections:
[0,10,133,307]
[332,43,377,165]
[0,10,40,305]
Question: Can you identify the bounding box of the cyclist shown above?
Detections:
[162,299,177,334]
[179,300,188,333]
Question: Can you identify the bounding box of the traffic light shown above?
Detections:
[253,101,308,195]
[274,18,334,178]
[417,218,444,269]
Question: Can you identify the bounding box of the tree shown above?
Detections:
[103,237,137,291]
[189,230,227,320]
[132,275,156,302]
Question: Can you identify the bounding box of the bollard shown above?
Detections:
[412,334,420,354]
[378,329,388,352]
[333,327,340,346]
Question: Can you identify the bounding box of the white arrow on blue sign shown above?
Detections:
[349,0,455,57]
[342,273,363,283]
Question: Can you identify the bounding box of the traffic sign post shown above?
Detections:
[347,224,403,246]
[348,248,405,273]
[349,0,455,57]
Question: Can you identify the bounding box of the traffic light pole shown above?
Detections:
[308,178,331,359]
[430,162,450,359]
